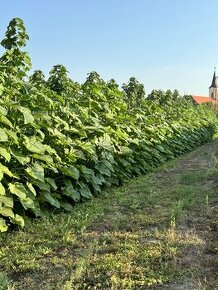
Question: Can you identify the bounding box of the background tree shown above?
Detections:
[84,71,105,86]
[147,89,180,106]
[122,77,145,110]
[47,64,78,96]
[0,17,31,79]
[29,70,47,88]
[107,79,119,89]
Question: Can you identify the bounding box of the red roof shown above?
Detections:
[192,95,218,104]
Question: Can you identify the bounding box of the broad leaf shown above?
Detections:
[23,136,46,154]
[45,178,57,190]
[0,183,5,195]
[43,192,60,208]
[59,201,73,211]
[0,147,11,162]
[0,206,14,218]
[78,183,93,199]
[0,196,13,208]
[8,182,28,199]
[12,214,24,227]
[0,128,8,142]
[32,153,54,164]
[19,106,34,124]
[0,115,13,128]
[26,163,44,182]
[0,218,8,232]
[59,165,80,180]
[11,149,30,165]
[0,106,7,116]
[0,164,18,179]
[26,182,36,196]
[63,179,80,201]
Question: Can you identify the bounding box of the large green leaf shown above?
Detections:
[11,149,30,165]
[59,201,73,211]
[0,147,11,162]
[91,175,103,185]
[78,183,93,199]
[44,144,56,155]
[0,164,18,179]
[90,181,101,192]
[102,159,115,172]
[0,106,7,116]
[0,182,5,195]
[12,214,25,227]
[7,130,18,143]
[63,179,80,201]
[0,206,14,218]
[59,165,80,180]
[80,165,95,175]
[0,218,8,232]
[23,136,56,155]
[0,128,8,142]
[45,178,57,190]
[95,162,111,177]
[0,115,13,128]
[32,153,54,165]
[34,180,51,192]
[19,106,34,124]
[26,182,36,196]
[20,197,35,210]
[26,163,44,182]
[95,134,113,150]
[0,196,13,208]
[43,192,60,208]
[8,182,28,199]
[23,136,46,154]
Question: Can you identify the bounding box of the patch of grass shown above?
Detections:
[179,171,205,185]
[0,272,11,290]
[0,140,218,289]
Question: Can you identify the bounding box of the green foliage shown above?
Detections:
[0,272,9,290]
[0,17,31,79]
[122,77,145,109]
[47,64,79,97]
[29,70,47,88]
[0,18,217,232]
[147,89,180,106]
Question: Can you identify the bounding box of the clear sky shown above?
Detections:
[0,0,217,96]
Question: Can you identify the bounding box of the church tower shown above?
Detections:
[209,68,218,99]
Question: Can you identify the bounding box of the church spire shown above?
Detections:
[209,68,218,99]
[209,67,218,88]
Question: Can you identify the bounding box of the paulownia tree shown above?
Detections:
[122,77,145,110]
[0,17,31,79]
[47,64,79,97]
[29,70,47,88]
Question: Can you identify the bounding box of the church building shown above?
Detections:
[192,70,218,104]
[209,70,218,99]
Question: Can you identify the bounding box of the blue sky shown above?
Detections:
[0,0,217,95]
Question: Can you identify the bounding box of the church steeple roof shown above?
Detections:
[209,69,218,88]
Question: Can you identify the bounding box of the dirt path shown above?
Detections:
[153,139,218,289]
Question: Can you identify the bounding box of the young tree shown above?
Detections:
[84,71,105,85]
[0,18,31,79]
[47,64,75,96]
[122,77,145,110]
[147,89,180,106]
[107,78,119,89]
[29,70,47,88]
